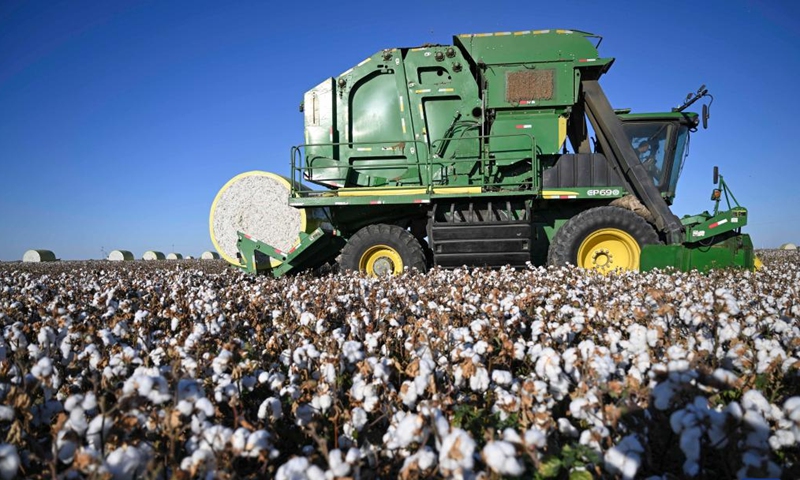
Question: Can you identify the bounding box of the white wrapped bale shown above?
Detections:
[201,251,220,260]
[22,250,56,262]
[108,250,134,261]
[143,251,166,261]
[779,243,797,250]
[209,171,317,265]
[167,253,183,260]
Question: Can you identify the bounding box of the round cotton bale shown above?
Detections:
[779,243,797,250]
[108,250,134,261]
[209,171,322,265]
[167,253,183,260]
[142,251,166,261]
[22,249,57,262]
[201,251,220,260]
[186,255,195,260]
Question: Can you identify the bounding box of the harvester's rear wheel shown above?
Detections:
[548,206,659,273]
[339,224,427,276]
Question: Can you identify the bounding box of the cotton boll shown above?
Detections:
[299,311,316,326]
[491,369,513,386]
[180,447,216,476]
[384,412,423,450]
[400,380,419,407]
[469,367,489,392]
[194,397,215,419]
[483,441,524,476]
[106,445,151,480]
[31,356,53,378]
[230,427,249,453]
[245,430,272,458]
[400,446,437,476]
[524,426,547,448]
[439,429,475,474]
[86,415,112,450]
[276,457,326,480]
[325,449,349,477]
[201,425,233,451]
[0,443,19,480]
[502,428,522,444]
[604,434,644,480]
[311,393,332,413]
[212,349,232,374]
[68,405,89,435]
[351,407,368,431]
[258,397,283,422]
[345,447,361,464]
[535,348,562,383]
[176,400,194,416]
[342,341,364,363]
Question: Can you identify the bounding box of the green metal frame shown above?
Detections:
[236,228,345,277]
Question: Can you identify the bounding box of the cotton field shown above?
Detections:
[0,253,798,479]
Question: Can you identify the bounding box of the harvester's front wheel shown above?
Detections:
[548,206,659,273]
[339,224,427,276]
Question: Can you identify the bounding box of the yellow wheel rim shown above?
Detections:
[359,245,403,276]
[754,256,763,271]
[577,228,640,273]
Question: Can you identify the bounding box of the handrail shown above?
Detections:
[290,132,538,196]
[428,133,537,189]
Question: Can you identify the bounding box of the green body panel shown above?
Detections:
[299,30,609,191]
[454,30,606,66]
[683,208,748,243]
[641,234,755,273]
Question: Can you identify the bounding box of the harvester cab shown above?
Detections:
[210,29,756,276]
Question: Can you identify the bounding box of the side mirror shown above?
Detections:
[702,104,709,129]
[713,166,719,185]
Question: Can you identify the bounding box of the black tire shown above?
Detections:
[339,224,427,275]
[547,206,659,272]
[417,237,435,269]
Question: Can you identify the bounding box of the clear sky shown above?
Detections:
[1,0,799,260]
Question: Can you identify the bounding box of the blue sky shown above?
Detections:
[1,0,798,260]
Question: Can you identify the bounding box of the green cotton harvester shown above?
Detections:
[209,29,758,276]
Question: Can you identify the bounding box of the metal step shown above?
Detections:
[429,201,532,268]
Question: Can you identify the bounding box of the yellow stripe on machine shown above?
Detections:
[337,186,481,197]
[434,186,481,194]
[338,188,427,197]
[541,190,579,199]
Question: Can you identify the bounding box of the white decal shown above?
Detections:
[587,189,621,196]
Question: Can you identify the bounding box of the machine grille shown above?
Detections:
[506,69,554,102]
